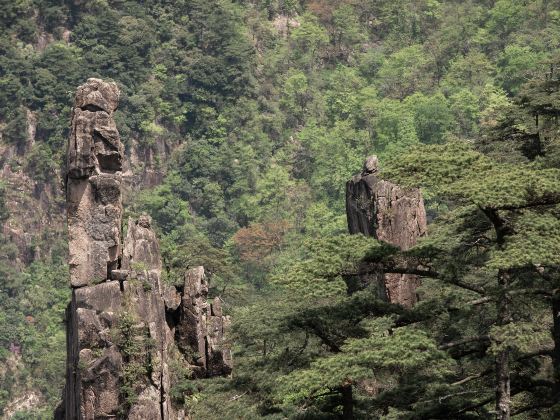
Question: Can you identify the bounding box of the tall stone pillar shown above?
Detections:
[63,79,175,419]
[67,78,123,287]
[346,156,427,307]
[60,79,232,419]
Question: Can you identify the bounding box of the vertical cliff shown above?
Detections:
[60,79,232,419]
[346,156,427,307]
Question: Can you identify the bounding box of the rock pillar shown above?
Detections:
[174,267,233,378]
[66,78,123,287]
[346,156,427,307]
[61,79,232,419]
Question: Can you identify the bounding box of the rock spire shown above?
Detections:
[346,155,427,307]
[59,79,232,419]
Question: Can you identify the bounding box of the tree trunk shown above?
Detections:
[496,270,511,420]
[496,348,510,419]
[551,293,560,395]
[341,383,353,420]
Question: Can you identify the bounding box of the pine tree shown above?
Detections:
[378,135,560,417]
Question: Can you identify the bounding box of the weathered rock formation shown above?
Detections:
[66,78,123,288]
[346,155,427,307]
[171,266,233,378]
[60,79,232,419]
[0,105,63,265]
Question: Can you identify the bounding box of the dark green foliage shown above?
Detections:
[0,182,9,222]
[0,258,68,416]
[115,307,155,412]
[24,143,57,183]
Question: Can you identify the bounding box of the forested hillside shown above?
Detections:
[1,0,560,418]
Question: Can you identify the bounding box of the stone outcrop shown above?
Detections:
[60,79,232,419]
[122,216,163,273]
[346,156,427,307]
[172,267,233,378]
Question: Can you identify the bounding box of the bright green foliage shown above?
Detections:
[486,0,526,42]
[488,321,551,356]
[0,259,68,415]
[331,5,366,60]
[442,51,495,94]
[489,212,560,269]
[378,93,560,416]
[236,163,306,223]
[372,99,420,156]
[377,45,433,99]
[404,92,455,144]
[299,121,366,209]
[384,141,560,210]
[497,45,546,95]
[449,88,481,137]
[324,66,366,124]
[280,70,310,125]
[270,234,379,298]
[289,13,329,68]
[302,201,347,237]
[24,143,58,183]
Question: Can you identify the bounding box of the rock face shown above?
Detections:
[122,216,163,273]
[61,79,232,419]
[346,156,427,307]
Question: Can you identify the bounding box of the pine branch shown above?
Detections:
[454,380,551,417]
[419,390,478,404]
[439,335,490,350]
[445,278,486,295]
[451,372,487,386]
[479,206,513,246]
[353,259,486,295]
[468,296,492,305]
[511,395,560,416]
[456,395,494,415]
[451,349,553,386]
[494,196,560,211]
[467,288,556,305]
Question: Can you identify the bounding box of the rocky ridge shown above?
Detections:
[59,79,232,419]
[346,155,427,307]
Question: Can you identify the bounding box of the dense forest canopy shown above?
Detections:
[1,0,560,418]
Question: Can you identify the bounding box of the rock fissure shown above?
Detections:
[159,370,165,420]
